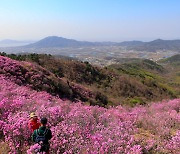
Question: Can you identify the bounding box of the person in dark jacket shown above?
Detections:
[32,117,52,154]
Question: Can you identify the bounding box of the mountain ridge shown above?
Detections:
[22,36,180,52]
[25,36,113,48]
[127,39,180,52]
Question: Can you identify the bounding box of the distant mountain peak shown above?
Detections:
[44,36,66,39]
[150,39,166,43]
[24,36,115,48]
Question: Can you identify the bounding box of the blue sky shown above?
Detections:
[0,0,180,41]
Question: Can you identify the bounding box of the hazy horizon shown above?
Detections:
[1,36,180,44]
[0,0,180,42]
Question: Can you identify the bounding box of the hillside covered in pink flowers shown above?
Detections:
[0,55,180,153]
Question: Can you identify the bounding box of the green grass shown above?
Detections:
[128,97,145,106]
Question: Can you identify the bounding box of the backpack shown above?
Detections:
[35,128,48,144]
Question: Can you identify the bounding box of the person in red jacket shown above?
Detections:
[28,112,41,133]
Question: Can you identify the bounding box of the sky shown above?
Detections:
[0,0,180,42]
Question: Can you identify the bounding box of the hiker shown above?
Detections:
[32,117,52,154]
[28,112,41,133]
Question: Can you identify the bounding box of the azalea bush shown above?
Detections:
[0,55,73,99]
[0,75,179,154]
[0,55,180,153]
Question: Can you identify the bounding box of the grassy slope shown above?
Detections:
[158,54,180,97]
[0,52,179,106]
[107,59,177,105]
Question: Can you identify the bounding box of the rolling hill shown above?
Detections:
[159,54,180,65]
[1,52,179,106]
[125,39,180,52]
[117,40,144,47]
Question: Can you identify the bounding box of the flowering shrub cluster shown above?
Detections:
[0,55,73,98]
[0,55,108,105]
[0,56,180,153]
[166,130,180,153]
[0,74,179,154]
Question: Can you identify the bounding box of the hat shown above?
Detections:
[30,112,37,118]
